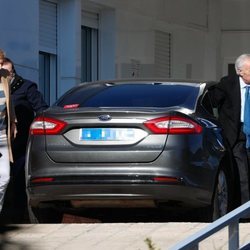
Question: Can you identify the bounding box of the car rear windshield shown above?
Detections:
[56,83,200,109]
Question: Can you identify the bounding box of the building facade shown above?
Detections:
[0,0,249,105]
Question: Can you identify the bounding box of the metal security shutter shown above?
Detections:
[82,10,99,29]
[155,31,171,77]
[39,0,57,54]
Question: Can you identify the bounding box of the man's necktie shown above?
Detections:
[243,85,250,148]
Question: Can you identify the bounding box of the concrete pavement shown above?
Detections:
[1,222,250,250]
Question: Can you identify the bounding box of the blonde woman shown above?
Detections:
[0,49,17,213]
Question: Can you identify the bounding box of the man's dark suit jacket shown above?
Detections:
[209,74,242,148]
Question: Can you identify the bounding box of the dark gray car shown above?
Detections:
[25,79,238,223]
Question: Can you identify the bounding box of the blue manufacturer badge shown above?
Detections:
[98,114,112,121]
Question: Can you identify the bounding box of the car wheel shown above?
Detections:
[197,165,233,222]
[212,167,230,220]
[28,206,63,223]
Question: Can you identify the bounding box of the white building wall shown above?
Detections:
[57,0,82,96]
[98,9,116,80]
[1,0,250,102]
[171,27,207,80]
[221,0,250,76]
[0,0,39,82]
[90,0,221,80]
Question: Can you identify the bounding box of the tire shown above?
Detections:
[197,165,233,222]
[208,164,235,221]
[28,206,63,223]
[211,166,231,220]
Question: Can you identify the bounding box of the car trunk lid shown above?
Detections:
[42,108,172,163]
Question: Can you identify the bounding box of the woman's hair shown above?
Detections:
[0,49,5,60]
[235,54,250,74]
[3,57,16,75]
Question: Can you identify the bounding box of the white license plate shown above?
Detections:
[80,128,146,141]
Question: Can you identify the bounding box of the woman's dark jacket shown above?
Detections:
[11,74,48,160]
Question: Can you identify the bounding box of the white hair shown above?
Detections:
[235,54,250,74]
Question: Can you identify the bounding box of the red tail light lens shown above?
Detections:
[144,116,202,134]
[31,177,55,183]
[30,117,67,135]
[153,176,181,183]
[63,104,79,109]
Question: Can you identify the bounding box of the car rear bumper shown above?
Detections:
[25,137,219,210]
[27,182,212,209]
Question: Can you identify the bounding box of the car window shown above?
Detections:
[200,91,218,118]
[56,83,200,110]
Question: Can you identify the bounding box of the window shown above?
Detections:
[56,83,200,110]
[228,63,236,76]
[201,91,219,118]
[39,52,57,105]
[81,26,98,82]
[200,92,214,115]
[155,31,172,77]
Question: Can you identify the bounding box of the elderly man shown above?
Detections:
[209,54,250,206]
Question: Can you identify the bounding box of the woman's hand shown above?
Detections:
[11,122,17,139]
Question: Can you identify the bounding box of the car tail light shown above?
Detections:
[30,117,67,135]
[31,177,55,183]
[144,116,202,134]
[63,104,79,109]
[153,176,182,183]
